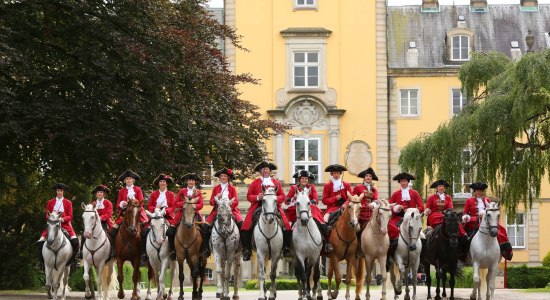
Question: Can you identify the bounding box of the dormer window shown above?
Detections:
[295,0,317,10]
[520,0,539,12]
[452,35,470,61]
[470,0,488,13]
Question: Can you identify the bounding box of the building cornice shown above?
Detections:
[280,27,332,38]
[388,68,460,77]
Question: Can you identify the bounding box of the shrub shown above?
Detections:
[542,252,550,268]
[427,266,473,288]
[507,265,550,288]
[68,266,97,291]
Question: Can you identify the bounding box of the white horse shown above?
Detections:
[292,187,323,300]
[81,203,116,300]
[146,207,176,300]
[389,208,423,300]
[253,186,283,300]
[211,196,241,300]
[360,199,394,300]
[469,201,501,300]
[43,211,72,300]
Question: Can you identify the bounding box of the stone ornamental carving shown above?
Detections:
[326,88,337,106]
[276,88,288,106]
[345,141,372,176]
[294,101,320,128]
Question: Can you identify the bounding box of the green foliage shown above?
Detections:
[542,251,550,268]
[507,265,550,288]
[68,266,98,291]
[427,267,473,288]
[400,50,550,213]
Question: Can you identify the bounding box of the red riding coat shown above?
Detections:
[115,186,148,225]
[41,198,76,238]
[172,187,204,226]
[242,177,290,231]
[322,181,352,216]
[463,197,509,245]
[147,190,176,224]
[425,193,466,236]
[352,184,379,223]
[285,184,324,224]
[388,188,424,240]
[92,199,114,230]
[206,184,243,224]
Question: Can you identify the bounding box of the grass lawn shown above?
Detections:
[521,288,550,293]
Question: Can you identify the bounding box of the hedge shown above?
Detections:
[542,252,550,268]
[426,267,473,288]
[507,265,550,288]
[245,278,358,290]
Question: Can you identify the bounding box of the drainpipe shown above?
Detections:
[387,76,392,197]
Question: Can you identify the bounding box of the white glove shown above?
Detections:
[120,201,128,209]
[462,214,471,223]
[425,208,432,216]
[393,204,403,213]
[368,202,379,209]
[59,217,64,223]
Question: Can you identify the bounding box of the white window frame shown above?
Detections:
[201,163,214,187]
[294,0,317,10]
[451,35,470,61]
[453,149,473,196]
[399,88,420,117]
[292,51,320,88]
[285,39,327,92]
[291,137,322,184]
[450,88,468,116]
[506,213,526,249]
[205,268,214,280]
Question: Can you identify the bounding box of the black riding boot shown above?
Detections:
[141,227,150,264]
[355,231,362,258]
[458,235,469,261]
[315,221,333,253]
[36,240,46,270]
[283,230,292,257]
[200,223,211,258]
[167,226,177,260]
[386,238,398,271]
[241,230,252,261]
[109,227,118,257]
[78,235,85,259]
[237,221,243,231]
[69,238,79,269]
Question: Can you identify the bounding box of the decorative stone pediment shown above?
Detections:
[345,141,372,176]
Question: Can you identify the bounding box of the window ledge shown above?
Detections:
[288,88,326,93]
[398,115,421,119]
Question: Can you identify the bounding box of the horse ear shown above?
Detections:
[347,191,353,199]
[411,211,415,218]
[81,202,86,210]
[485,199,491,207]
[161,207,166,216]
[228,198,235,206]
[389,203,396,208]
[261,184,266,193]
[146,210,154,218]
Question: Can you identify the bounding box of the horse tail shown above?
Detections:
[455,263,465,279]
[104,261,118,291]
[355,257,365,295]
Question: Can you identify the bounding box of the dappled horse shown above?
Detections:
[175,198,206,300]
[421,209,462,300]
[211,197,241,300]
[81,203,115,300]
[469,202,501,300]
[292,187,323,300]
[325,192,362,300]
[146,207,176,300]
[43,211,73,300]
[115,199,145,300]
[389,208,423,300]
[357,199,393,300]
[253,186,284,300]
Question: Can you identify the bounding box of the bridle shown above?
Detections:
[479,207,499,236]
[370,206,390,235]
[122,202,140,235]
[148,214,168,262]
[83,209,109,267]
[46,218,68,271]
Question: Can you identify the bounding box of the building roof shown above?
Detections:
[387,5,550,69]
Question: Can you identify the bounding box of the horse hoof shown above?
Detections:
[404,295,410,300]
[258,298,265,300]
[118,291,125,299]
[217,293,222,298]
[317,296,323,300]
[233,296,240,300]
[269,297,276,300]
[178,296,184,300]
[330,292,339,300]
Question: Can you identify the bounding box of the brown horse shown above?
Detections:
[175,198,206,300]
[325,192,363,300]
[115,199,147,300]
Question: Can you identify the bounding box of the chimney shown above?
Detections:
[526,30,535,52]
[510,41,522,60]
[471,0,487,9]
[406,41,419,68]
[521,0,538,8]
[457,15,466,29]
[422,0,439,10]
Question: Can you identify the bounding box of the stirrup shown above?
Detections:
[242,249,251,261]
[141,254,148,264]
[324,243,333,253]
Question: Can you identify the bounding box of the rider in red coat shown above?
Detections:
[322,164,352,224]
[241,161,291,261]
[79,185,115,259]
[286,170,333,253]
[352,167,379,252]
[462,182,513,261]
[425,179,466,237]
[36,183,79,269]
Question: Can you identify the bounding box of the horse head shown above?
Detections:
[81,202,100,239]
[443,209,460,248]
[346,191,363,228]
[182,198,198,229]
[123,200,140,236]
[146,207,167,245]
[483,201,500,238]
[47,211,62,246]
[296,187,311,226]
[372,199,393,235]
[215,196,235,226]
[403,208,423,251]
[262,187,278,224]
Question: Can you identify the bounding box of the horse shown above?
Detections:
[253,186,284,300]
[43,211,73,300]
[325,192,363,300]
[389,208,423,300]
[115,199,145,300]
[81,203,115,300]
[357,199,394,300]
[469,202,501,300]
[421,209,462,300]
[146,207,176,300]
[292,187,323,300]
[211,196,241,300]
[175,197,206,300]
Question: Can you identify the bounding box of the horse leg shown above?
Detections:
[326,258,333,300]
[131,260,141,300]
[393,255,403,297]
[83,259,93,299]
[449,266,457,300]
[257,252,266,300]
[178,259,185,300]
[434,262,441,300]
[404,266,411,300]
[486,266,495,300]
[189,260,198,300]
[364,258,372,300]
[96,262,105,300]
[157,259,168,300]
[233,253,241,300]
[214,252,223,298]
[104,261,115,300]
[225,259,234,299]
[168,260,176,300]
[411,266,418,300]
[329,255,341,300]
[296,257,307,300]
[425,261,432,300]
[379,255,388,300]
[344,257,354,300]
[61,266,70,300]
[441,270,447,299]
[268,256,279,300]
[52,268,61,300]
[117,259,125,300]
[354,257,364,300]
[313,259,322,300]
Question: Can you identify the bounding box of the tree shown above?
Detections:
[399,51,550,214]
[0,0,283,288]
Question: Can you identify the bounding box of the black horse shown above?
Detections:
[420,209,464,300]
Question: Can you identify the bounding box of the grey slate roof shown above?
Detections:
[387,5,550,69]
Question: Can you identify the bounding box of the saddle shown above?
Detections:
[326,209,342,227]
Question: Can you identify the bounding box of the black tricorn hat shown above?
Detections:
[469,182,488,191]
[214,168,236,180]
[153,174,175,185]
[293,170,316,180]
[430,179,450,188]
[254,161,277,172]
[325,164,347,172]
[179,173,202,184]
[91,185,110,194]
[52,183,69,190]
[393,172,416,182]
[118,169,140,181]
[357,167,378,181]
